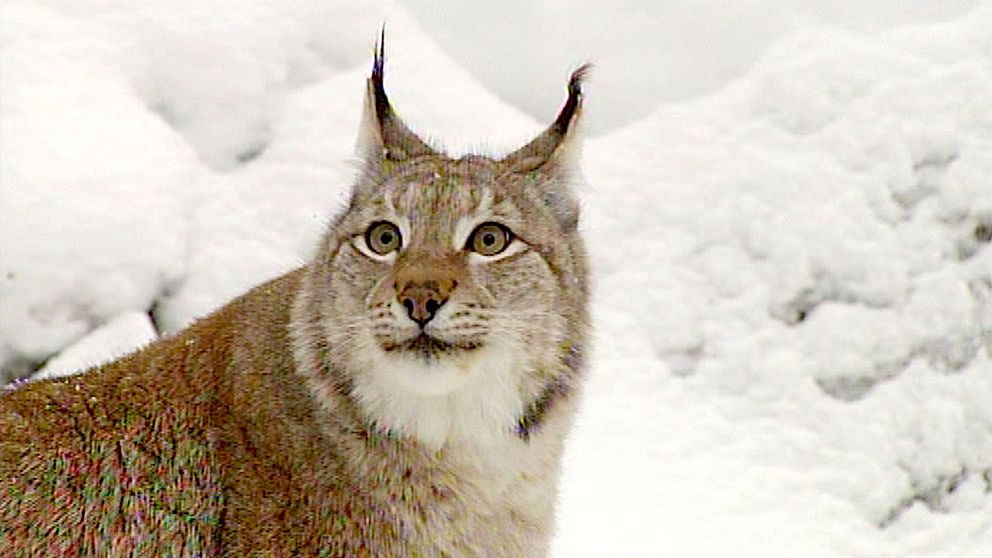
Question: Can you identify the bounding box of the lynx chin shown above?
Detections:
[0,37,591,557]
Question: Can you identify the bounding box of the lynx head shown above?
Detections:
[295,40,589,449]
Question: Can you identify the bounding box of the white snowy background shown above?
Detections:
[2,1,991,556]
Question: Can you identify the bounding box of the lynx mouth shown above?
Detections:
[382,333,482,360]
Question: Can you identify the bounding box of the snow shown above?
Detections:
[32,310,157,381]
[2,1,991,556]
[401,0,982,134]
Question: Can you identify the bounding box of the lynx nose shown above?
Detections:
[398,281,450,327]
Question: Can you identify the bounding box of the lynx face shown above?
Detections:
[296,55,589,448]
[334,159,565,386]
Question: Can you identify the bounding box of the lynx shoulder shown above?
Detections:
[1,40,590,557]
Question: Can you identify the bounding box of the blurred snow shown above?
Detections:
[400,0,982,134]
[2,0,991,556]
[0,2,199,378]
[32,311,157,381]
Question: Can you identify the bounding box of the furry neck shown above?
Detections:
[288,268,577,475]
[350,338,528,450]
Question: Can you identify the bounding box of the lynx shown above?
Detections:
[0,38,590,557]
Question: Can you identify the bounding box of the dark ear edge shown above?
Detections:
[370,26,392,129]
[357,27,436,163]
[500,63,591,174]
[551,63,591,139]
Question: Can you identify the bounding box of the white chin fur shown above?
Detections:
[351,337,526,449]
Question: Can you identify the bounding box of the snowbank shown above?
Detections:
[32,311,158,381]
[0,3,198,378]
[556,7,992,557]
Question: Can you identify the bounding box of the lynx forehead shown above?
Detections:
[350,159,507,257]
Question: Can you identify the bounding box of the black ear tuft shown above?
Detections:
[552,63,592,136]
[371,25,391,125]
[357,25,437,163]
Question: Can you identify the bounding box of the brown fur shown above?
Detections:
[1,46,589,557]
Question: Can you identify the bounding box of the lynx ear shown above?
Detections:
[356,29,436,164]
[501,65,589,230]
[500,64,590,175]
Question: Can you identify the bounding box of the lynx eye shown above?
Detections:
[365,221,402,255]
[468,222,512,256]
